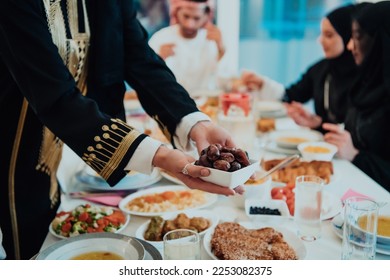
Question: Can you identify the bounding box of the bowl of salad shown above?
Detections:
[49,204,130,239]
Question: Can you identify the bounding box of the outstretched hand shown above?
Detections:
[240,70,264,91]
[152,144,243,196]
[189,121,235,155]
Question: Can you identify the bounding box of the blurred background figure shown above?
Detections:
[136,0,170,37]
[237,4,362,132]
[323,1,390,191]
[149,0,234,96]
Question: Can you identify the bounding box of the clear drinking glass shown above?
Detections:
[163,229,200,260]
[341,197,379,260]
[294,175,325,241]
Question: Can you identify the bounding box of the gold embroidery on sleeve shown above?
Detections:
[82,119,142,180]
[152,115,172,142]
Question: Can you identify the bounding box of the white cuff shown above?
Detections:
[173,112,211,152]
[125,137,163,175]
[258,76,285,100]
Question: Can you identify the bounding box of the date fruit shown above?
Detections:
[195,144,250,172]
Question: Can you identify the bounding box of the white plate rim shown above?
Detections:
[264,141,300,155]
[269,129,323,149]
[160,169,185,186]
[203,222,307,260]
[36,232,144,260]
[49,207,130,239]
[135,209,219,247]
[77,168,162,191]
[118,185,218,217]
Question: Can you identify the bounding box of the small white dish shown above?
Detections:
[298,141,338,161]
[135,209,219,251]
[201,159,260,189]
[245,199,291,220]
[36,232,144,260]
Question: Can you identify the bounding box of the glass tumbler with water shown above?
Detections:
[341,197,379,260]
[163,229,200,260]
[294,175,325,241]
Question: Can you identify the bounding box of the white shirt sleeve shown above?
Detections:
[257,75,285,100]
[125,112,210,173]
[125,112,210,174]
[124,137,163,175]
[173,111,211,152]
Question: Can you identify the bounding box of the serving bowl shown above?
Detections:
[201,159,260,189]
[36,232,144,260]
[298,141,338,161]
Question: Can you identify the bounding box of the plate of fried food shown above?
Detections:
[135,209,219,250]
[203,222,306,260]
[261,157,335,185]
[118,185,218,217]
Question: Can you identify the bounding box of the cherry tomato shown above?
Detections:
[78,212,89,222]
[271,187,283,198]
[61,222,72,233]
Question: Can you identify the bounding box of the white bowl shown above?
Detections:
[201,159,260,189]
[298,141,338,161]
[229,173,272,208]
[135,209,219,251]
[36,232,144,260]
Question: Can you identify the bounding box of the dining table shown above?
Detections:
[39,114,390,260]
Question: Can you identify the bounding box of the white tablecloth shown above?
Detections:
[40,142,390,260]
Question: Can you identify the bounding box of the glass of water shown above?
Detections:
[294,175,325,241]
[163,229,200,260]
[341,197,379,260]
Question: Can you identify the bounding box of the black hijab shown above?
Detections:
[320,4,358,124]
[349,1,390,110]
[326,4,356,78]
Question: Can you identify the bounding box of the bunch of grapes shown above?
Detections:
[194,144,250,172]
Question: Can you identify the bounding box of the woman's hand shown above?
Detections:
[152,145,243,195]
[285,101,322,129]
[322,123,359,161]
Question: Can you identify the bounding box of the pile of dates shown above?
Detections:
[194,144,250,172]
